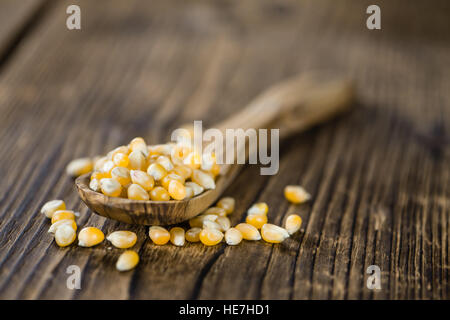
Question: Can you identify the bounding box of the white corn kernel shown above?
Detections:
[184,182,204,196]
[216,216,231,231]
[169,227,185,246]
[225,228,243,245]
[54,224,76,247]
[192,169,215,190]
[203,220,222,231]
[89,178,100,192]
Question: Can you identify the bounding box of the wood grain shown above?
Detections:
[0,0,448,299]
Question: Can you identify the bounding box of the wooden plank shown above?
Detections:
[0,0,448,299]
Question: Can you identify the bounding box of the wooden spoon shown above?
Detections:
[75,72,354,225]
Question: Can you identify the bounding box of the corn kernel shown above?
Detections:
[189,214,217,228]
[225,228,243,245]
[127,183,150,201]
[161,173,185,190]
[169,227,185,246]
[185,182,204,196]
[168,180,186,200]
[41,199,66,218]
[129,137,147,153]
[171,145,190,166]
[217,197,235,214]
[261,223,290,243]
[116,250,139,271]
[284,185,311,204]
[108,146,130,159]
[204,207,227,217]
[111,167,131,186]
[149,186,170,201]
[235,223,261,240]
[66,157,93,177]
[90,178,100,192]
[106,231,137,249]
[183,151,202,169]
[156,155,174,172]
[113,153,129,167]
[245,214,267,229]
[192,169,215,190]
[285,214,302,235]
[199,228,224,246]
[128,150,146,170]
[149,226,170,245]
[54,224,76,247]
[203,220,222,230]
[78,227,105,247]
[172,165,192,180]
[51,210,76,224]
[185,227,202,242]
[184,185,194,199]
[147,163,167,181]
[94,156,108,172]
[130,170,154,191]
[248,202,268,216]
[91,171,111,181]
[101,160,115,174]
[48,219,77,234]
[216,216,231,231]
[100,178,122,197]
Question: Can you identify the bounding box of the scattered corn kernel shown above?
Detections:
[217,197,235,214]
[248,202,268,216]
[285,214,302,235]
[149,186,170,201]
[54,224,77,247]
[189,214,217,228]
[106,231,137,249]
[100,178,122,197]
[51,210,76,224]
[111,167,131,186]
[216,216,231,231]
[245,214,268,229]
[168,180,186,200]
[225,228,243,245]
[127,183,150,201]
[149,226,170,245]
[66,157,93,177]
[199,228,224,246]
[284,185,311,204]
[169,227,185,246]
[41,199,66,218]
[235,223,261,241]
[116,250,139,271]
[78,227,105,247]
[261,223,290,243]
[185,182,204,196]
[185,227,202,242]
[48,219,77,234]
[147,163,167,181]
[192,169,216,190]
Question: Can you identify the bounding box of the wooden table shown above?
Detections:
[0,0,448,300]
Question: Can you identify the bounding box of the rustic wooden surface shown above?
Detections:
[0,0,448,300]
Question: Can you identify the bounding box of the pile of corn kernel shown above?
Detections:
[66,135,220,201]
[42,185,310,272]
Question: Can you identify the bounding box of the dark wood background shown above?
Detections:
[0,0,448,299]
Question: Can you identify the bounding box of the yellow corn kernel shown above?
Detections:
[225,227,243,245]
[156,155,174,172]
[172,165,192,180]
[100,178,122,197]
[127,183,150,201]
[245,214,267,229]
[94,156,108,172]
[285,214,302,235]
[192,169,215,190]
[216,216,231,231]
[91,171,111,181]
[130,170,154,191]
[248,202,268,216]
[161,173,185,190]
[149,226,170,245]
[116,250,139,271]
[217,197,235,214]
[66,157,93,177]
[235,223,261,241]
[147,163,167,181]
[54,224,77,247]
[185,227,202,242]
[106,231,137,249]
[149,186,170,201]
[169,227,185,246]
[199,228,224,246]
[101,160,115,174]
[129,137,147,152]
[168,180,186,200]
[113,153,129,167]
[185,182,204,196]
[284,185,311,204]
[89,178,100,192]
[41,199,66,218]
[51,210,76,224]
[48,219,77,234]
[111,166,131,186]
[204,207,227,217]
[183,151,202,169]
[261,223,290,243]
[78,227,104,247]
[128,150,146,170]
[108,145,130,159]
